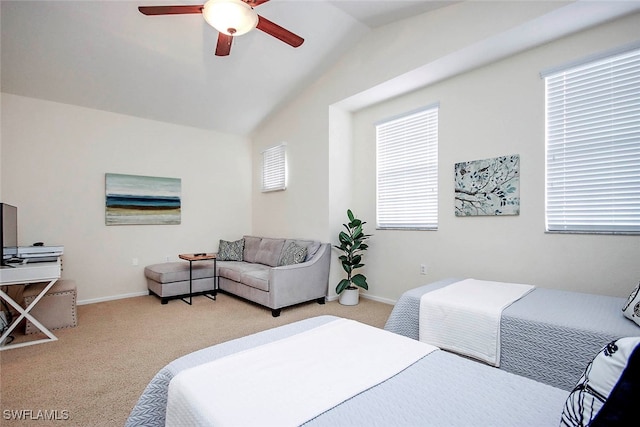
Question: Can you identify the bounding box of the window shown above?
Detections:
[262,144,287,192]
[376,105,439,230]
[544,45,640,234]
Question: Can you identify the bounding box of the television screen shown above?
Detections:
[1,203,18,263]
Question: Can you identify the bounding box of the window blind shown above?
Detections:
[376,106,439,230]
[545,47,640,234]
[262,144,286,192]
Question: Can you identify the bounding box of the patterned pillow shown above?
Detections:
[622,282,640,327]
[278,242,307,266]
[560,337,640,426]
[218,239,244,261]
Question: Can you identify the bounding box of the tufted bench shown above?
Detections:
[145,261,216,304]
[23,279,77,334]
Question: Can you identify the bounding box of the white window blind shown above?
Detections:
[544,46,640,234]
[376,106,439,230]
[262,144,286,192]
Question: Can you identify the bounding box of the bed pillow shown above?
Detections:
[278,242,307,266]
[218,239,244,261]
[622,282,640,326]
[560,337,640,427]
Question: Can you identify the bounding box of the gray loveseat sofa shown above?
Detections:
[217,236,330,317]
[144,235,330,316]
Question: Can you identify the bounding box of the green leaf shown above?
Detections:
[351,274,368,290]
[336,279,351,294]
[347,209,355,222]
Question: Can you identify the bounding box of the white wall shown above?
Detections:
[252,3,640,301]
[1,94,252,303]
[352,11,640,301]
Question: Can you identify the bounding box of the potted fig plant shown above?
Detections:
[334,209,371,305]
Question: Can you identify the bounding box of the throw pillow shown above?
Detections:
[622,282,640,327]
[218,239,244,261]
[560,337,640,427]
[278,242,307,266]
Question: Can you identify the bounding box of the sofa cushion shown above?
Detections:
[278,242,308,266]
[283,239,321,262]
[304,241,321,261]
[218,239,244,261]
[254,238,285,267]
[241,270,270,292]
[243,236,261,263]
[145,261,216,284]
[218,261,268,283]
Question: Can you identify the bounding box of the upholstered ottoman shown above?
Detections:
[23,279,77,335]
[145,261,216,304]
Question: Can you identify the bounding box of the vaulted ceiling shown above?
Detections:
[1,0,455,135]
[2,1,639,136]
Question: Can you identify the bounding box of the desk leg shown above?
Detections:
[0,279,59,350]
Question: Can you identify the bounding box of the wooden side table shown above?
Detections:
[178,253,217,305]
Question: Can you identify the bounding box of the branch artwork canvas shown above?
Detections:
[454,154,520,216]
[105,173,181,225]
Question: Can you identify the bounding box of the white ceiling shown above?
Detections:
[1,0,455,135]
[3,1,639,136]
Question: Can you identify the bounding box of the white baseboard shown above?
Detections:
[79,291,396,306]
[77,291,148,306]
[327,293,395,305]
[361,293,396,305]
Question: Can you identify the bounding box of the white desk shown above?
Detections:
[0,260,61,350]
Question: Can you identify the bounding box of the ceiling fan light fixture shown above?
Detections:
[202,0,258,36]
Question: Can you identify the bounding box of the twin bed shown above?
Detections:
[127,315,568,427]
[384,278,640,390]
[126,278,639,426]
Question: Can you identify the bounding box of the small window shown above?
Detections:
[262,144,287,192]
[544,46,640,234]
[376,105,439,230]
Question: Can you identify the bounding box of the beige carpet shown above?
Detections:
[0,293,393,426]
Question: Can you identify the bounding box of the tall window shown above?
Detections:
[544,46,640,234]
[262,144,287,192]
[376,105,439,230]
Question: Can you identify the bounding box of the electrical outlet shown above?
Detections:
[132,258,139,266]
[420,264,428,275]
[165,255,170,262]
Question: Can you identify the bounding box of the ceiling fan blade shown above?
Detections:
[138,5,204,16]
[242,0,270,6]
[256,15,304,48]
[216,33,233,56]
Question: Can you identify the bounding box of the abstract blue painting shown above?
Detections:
[105,173,181,225]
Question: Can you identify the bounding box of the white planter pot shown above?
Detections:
[339,287,359,306]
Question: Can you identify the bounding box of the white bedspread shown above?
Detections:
[166,318,436,427]
[419,279,534,366]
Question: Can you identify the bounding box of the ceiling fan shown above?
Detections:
[138,0,304,56]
